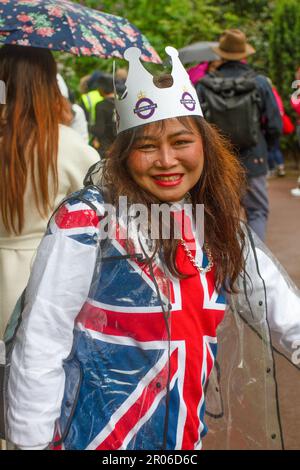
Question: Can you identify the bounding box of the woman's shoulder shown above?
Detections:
[57,124,99,174]
[48,185,106,243]
[58,124,98,156]
[59,123,83,141]
[59,185,106,213]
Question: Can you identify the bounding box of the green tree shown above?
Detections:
[269,0,300,103]
[61,0,275,97]
[81,0,221,54]
[269,0,300,154]
[212,0,275,74]
[59,0,222,93]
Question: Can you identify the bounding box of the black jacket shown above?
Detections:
[91,98,116,154]
[196,61,282,177]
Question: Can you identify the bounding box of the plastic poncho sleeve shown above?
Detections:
[244,231,300,363]
[256,248,300,362]
[6,198,100,449]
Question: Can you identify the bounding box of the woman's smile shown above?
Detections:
[152,173,184,186]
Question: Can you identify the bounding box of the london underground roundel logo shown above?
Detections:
[134,97,157,120]
[180,92,196,111]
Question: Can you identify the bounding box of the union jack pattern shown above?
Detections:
[50,188,226,450]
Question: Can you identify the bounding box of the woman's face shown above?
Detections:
[126,118,204,202]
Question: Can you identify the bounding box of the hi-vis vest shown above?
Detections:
[81,90,103,126]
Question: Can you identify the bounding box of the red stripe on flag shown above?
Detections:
[76,304,169,342]
[55,205,100,229]
[96,349,178,450]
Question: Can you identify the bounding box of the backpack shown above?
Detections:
[199,71,261,150]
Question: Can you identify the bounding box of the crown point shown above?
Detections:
[115,44,203,133]
[124,47,142,62]
[165,46,179,58]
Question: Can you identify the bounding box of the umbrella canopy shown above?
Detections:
[178,41,219,64]
[0,0,161,63]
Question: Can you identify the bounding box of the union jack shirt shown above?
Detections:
[7,188,300,451]
[7,187,226,450]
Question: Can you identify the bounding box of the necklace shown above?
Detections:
[180,239,214,274]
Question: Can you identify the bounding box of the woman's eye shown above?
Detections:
[138,144,156,150]
[174,140,193,146]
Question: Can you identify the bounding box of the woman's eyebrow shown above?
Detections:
[169,130,195,138]
[134,130,195,142]
[134,135,158,142]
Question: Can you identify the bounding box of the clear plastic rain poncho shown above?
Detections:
[205,229,300,450]
[1,184,300,450]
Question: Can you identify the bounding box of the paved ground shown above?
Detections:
[266,175,300,287]
[266,175,300,450]
[204,175,300,450]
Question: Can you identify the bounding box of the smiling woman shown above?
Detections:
[103,113,245,287]
[127,118,204,201]
[4,46,300,452]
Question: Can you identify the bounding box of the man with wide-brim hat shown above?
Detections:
[212,29,255,61]
[197,29,282,242]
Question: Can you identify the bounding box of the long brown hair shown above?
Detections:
[101,116,246,292]
[0,45,65,234]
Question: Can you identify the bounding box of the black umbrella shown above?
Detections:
[178,41,219,64]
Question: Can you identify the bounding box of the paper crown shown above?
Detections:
[114,46,203,134]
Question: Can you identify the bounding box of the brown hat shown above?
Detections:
[212,29,255,61]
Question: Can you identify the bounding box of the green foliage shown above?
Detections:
[269,0,300,98]
[268,0,300,150]
[58,0,223,93]
[54,0,300,152]
[57,1,295,111]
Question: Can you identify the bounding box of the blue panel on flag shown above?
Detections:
[209,342,218,359]
[61,330,166,450]
[216,288,226,304]
[126,377,180,450]
[93,245,162,308]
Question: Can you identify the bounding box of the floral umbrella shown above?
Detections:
[0,0,161,63]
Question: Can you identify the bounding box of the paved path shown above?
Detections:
[204,175,300,450]
[266,175,300,450]
[266,175,300,287]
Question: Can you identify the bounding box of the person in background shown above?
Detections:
[115,67,128,95]
[290,67,300,197]
[188,59,223,85]
[90,73,117,156]
[0,45,100,339]
[57,74,89,144]
[267,79,289,177]
[267,78,295,177]
[79,74,91,95]
[197,29,282,241]
[80,71,104,133]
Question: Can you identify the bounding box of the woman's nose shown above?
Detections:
[154,145,177,168]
